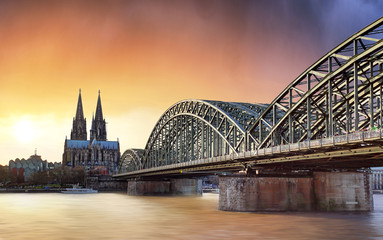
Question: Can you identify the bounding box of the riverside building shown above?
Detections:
[9,151,61,181]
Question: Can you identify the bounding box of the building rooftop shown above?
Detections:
[66,139,119,150]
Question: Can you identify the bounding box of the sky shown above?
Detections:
[0,0,382,165]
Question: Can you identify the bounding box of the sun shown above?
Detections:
[13,119,36,143]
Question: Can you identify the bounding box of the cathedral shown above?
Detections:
[62,90,120,174]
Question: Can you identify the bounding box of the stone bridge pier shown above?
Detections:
[127,178,203,196]
[219,171,373,212]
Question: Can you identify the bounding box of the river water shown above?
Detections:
[0,193,382,240]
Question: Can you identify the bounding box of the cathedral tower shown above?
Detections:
[90,90,107,141]
[70,89,87,140]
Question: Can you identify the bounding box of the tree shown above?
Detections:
[0,165,16,185]
[50,166,85,186]
[30,171,52,185]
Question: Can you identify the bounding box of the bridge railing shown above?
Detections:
[256,129,383,155]
[231,129,383,162]
[206,129,382,164]
[117,129,383,176]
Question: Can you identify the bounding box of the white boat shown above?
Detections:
[61,187,98,194]
[202,187,219,194]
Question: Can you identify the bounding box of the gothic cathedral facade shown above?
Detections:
[62,90,120,174]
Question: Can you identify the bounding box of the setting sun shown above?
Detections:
[13,119,36,143]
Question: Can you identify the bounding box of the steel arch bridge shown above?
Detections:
[117,17,383,177]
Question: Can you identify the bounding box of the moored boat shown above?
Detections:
[61,186,98,194]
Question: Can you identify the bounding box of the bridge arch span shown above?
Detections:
[142,100,268,169]
[118,148,145,173]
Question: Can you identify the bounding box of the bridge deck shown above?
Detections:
[114,129,383,178]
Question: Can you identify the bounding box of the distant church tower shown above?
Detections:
[70,89,87,140]
[90,90,107,141]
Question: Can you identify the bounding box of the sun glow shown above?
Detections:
[13,119,36,143]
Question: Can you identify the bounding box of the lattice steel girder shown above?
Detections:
[286,51,383,139]
[307,70,383,138]
[248,17,383,150]
[142,100,267,170]
[257,46,383,149]
[118,148,144,173]
[204,100,270,130]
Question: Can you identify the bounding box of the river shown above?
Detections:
[0,193,382,240]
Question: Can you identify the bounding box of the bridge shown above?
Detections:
[114,17,383,212]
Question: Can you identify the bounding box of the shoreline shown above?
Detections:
[1,188,382,194]
[0,189,62,193]
[0,188,126,193]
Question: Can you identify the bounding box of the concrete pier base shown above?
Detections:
[127,178,202,196]
[219,172,373,212]
[86,175,128,191]
[313,172,373,211]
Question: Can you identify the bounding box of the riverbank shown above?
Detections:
[0,188,126,193]
[0,188,61,193]
[2,187,383,194]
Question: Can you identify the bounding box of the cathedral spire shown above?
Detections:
[95,90,104,121]
[90,113,95,142]
[91,90,107,141]
[70,89,87,140]
[75,89,85,120]
[91,113,95,130]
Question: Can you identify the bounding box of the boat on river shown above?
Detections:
[61,186,98,194]
[202,186,219,194]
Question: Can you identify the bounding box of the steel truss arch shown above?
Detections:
[203,100,269,131]
[142,100,267,169]
[248,17,383,150]
[118,148,145,173]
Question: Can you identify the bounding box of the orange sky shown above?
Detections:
[0,0,382,165]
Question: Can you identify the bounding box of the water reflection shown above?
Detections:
[0,193,382,239]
